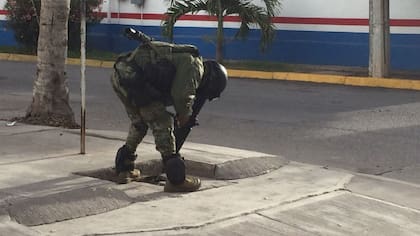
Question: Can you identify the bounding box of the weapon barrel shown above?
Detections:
[174,93,207,153]
[124,27,153,43]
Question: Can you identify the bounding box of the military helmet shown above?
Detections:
[201,60,228,101]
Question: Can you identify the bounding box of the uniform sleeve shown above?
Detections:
[171,55,204,116]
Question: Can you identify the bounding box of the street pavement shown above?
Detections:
[0,121,419,236]
[1,55,420,235]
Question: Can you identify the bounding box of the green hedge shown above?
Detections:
[4,0,103,53]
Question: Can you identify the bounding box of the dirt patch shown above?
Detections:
[14,114,80,129]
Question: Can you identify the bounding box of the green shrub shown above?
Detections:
[4,0,103,53]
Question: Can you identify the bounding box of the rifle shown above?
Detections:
[124,27,153,44]
[124,27,162,55]
[174,91,208,153]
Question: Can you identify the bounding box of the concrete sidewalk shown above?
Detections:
[0,121,419,236]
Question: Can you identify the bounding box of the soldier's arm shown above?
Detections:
[171,55,202,118]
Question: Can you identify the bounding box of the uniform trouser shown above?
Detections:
[111,72,176,157]
[125,102,176,157]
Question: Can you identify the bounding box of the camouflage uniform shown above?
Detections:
[111,41,204,157]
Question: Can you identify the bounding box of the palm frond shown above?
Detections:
[223,0,243,16]
[223,0,281,16]
[206,0,218,15]
[162,0,208,41]
[261,0,282,16]
[231,1,276,51]
[162,0,281,58]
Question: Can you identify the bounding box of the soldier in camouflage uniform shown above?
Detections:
[111,30,226,192]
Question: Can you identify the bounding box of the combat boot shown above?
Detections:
[162,154,201,192]
[164,175,201,192]
[116,169,141,184]
[115,145,141,184]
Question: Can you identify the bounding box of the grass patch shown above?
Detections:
[0,45,35,55]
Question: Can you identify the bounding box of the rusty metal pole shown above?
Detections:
[80,0,86,154]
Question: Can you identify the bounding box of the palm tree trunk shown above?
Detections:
[215,0,224,63]
[25,0,77,128]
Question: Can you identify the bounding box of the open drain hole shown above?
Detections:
[74,159,166,185]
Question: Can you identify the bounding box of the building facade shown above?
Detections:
[0,0,419,70]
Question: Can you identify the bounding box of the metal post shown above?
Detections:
[369,0,390,77]
[80,0,86,154]
[383,0,390,76]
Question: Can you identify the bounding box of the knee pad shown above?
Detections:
[115,145,137,174]
[164,155,185,185]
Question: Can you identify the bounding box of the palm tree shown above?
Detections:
[162,0,282,62]
[25,0,77,128]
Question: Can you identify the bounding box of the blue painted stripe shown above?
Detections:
[391,34,420,70]
[87,24,372,67]
[85,24,420,70]
[0,21,17,46]
[1,21,420,71]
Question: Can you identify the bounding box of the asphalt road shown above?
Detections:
[1,60,420,183]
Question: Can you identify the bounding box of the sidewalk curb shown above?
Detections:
[63,128,289,180]
[228,69,420,91]
[2,53,420,91]
[0,123,287,227]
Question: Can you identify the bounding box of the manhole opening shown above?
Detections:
[74,159,166,185]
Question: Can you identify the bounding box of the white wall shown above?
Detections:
[0,0,7,20]
[1,0,419,33]
[281,0,368,18]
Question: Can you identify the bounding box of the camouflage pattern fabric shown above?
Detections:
[111,41,203,156]
[132,41,204,116]
[112,72,175,156]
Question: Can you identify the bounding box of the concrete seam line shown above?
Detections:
[351,192,420,213]
[255,213,317,234]
[87,215,244,235]
[90,191,349,235]
[253,188,350,215]
[354,172,420,188]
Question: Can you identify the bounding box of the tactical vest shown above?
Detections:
[113,41,200,107]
